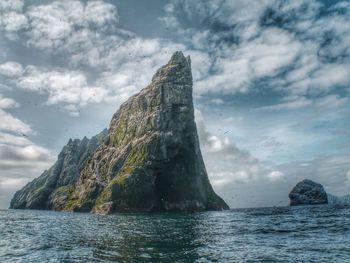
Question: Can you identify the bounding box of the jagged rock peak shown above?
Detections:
[9,129,108,210]
[151,51,192,86]
[64,51,229,213]
[10,52,229,214]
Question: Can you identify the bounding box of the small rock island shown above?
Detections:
[10,51,229,213]
[289,179,328,206]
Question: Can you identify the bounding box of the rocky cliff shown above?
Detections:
[289,179,328,206]
[10,130,107,210]
[11,51,229,213]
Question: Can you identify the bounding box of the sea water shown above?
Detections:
[0,205,349,262]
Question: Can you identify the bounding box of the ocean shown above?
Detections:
[0,205,349,262]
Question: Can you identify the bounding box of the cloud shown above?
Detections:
[267,171,284,182]
[0,1,187,114]
[0,94,53,208]
[0,0,23,12]
[277,155,350,196]
[0,177,26,209]
[196,109,264,183]
[0,61,23,77]
[162,0,350,105]
[195,108,349,207]
[209,98,224,105]
[195,109,291,207]
[0,144,51,166]
[0,141,53,208]
[17,67,105,105]
[25,1,118,51]
[0,132,31,146]
[0,0,128,70]
[6,45,183,115]
[256,94,348,111]
[8,64,107,116]
[1,11,27,33]
[0,94,30,135]
[0,109,31,134]
[0,0,27,37]
[0,38,184,116]
[0,95,19,109]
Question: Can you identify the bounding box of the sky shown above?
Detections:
[0,0,349,209]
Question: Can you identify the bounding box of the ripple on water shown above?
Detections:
[0,206,349,262]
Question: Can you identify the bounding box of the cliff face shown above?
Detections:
[11,51,229,213]
[289,179,328,206]
[10,130,107,210]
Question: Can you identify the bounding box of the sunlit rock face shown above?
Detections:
[11,52,229,214]
[289,179,328,206]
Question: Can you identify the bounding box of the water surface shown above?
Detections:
[0,205,349,262]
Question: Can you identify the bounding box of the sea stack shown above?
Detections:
[289,179,328,206]
[10,51,229,213]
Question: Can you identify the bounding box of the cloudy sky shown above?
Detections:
[0,0,349,209]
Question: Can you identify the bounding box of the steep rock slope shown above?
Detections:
[64,51,229,213]
[10,130,107,210]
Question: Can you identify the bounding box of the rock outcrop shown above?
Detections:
[11,51,229,213]
[10,130,107,210]
[289,179,328,206]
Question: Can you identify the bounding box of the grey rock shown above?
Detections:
[289,179,328,206]
[10,51,229,213]
[10,129,107,210]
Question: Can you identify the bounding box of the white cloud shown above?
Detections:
[0,93,53,208]
[0,139,53,208]
[0,94,30,134]
[162,0,350,105]
[223,116,243,123]
[25,0,118,51]
[0,144,51,164]
[195,109,294,207]
[0,132,30,146]
[195,107,350,207]
[267,171,284,182]
[257,96,312,111]
[1,11,27,32]
[256,94,348,112]
[0,95,19,109]
[0,109,31,134]
[314,95,348,109]
[0,61,23,77]
[277,155,350,196]
[0,0,23,12]
[196,109,270,185]
[0,1,187,110]
[0,177,26,188]
[209,98,224,105]
[0,0,27,39]
[16,65,108,114]
[288,63,350,96]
